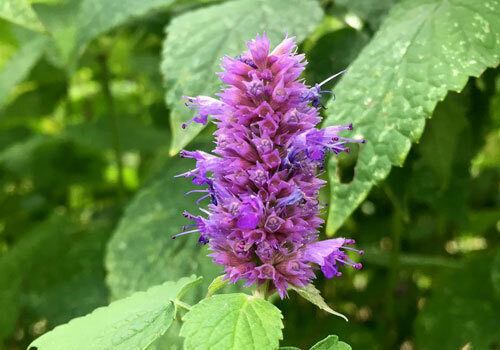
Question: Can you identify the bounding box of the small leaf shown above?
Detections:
[28,276,202,350]
[280,347,302,350]
[206,275,229,297]
[289,284,347,321]
[162,0,323,154]
[0,0,46,32]
[324,0,500,233]
[309,335,352,350]
[180,293,283,350]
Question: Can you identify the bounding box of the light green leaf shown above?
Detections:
[28,276,201,350]
[324,0,500,233]
[0,0,45,32]
[0,34,48,109]
[34,0,175,71]
[206,275,229,297]
[415,256,500,349]
[162,0,323,155]
[309,335,351,350]
[105,150,233,300]
[280,347,302,350]
[180,293,283,350]
[289,284,347,321]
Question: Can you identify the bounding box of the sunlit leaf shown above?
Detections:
[0,0,45,32]
[324,0,500,233]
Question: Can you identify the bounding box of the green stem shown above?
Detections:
[173,300,192,312]
[253,281,269,299]
[98,53,124,201]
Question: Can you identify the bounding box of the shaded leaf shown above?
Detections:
[289,284,347,321]
[180,293,283,350]
[162,0,323,154]
[324,0,500,233]
[28,276,201,350]
[0,34,48,109]
[336,0,399,31]
[415,256,500,349]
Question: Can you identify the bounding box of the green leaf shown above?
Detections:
[180,293,283,350]
[28,276,201,350]
[0,34,48,109]
[415,256,500,349]
[105,150,233,300]
[162,0,323,155]
[309,335,351,350]
[288,284,347,321]
[280,347,301,350]
[34,0,175,71]
[206,275,229,297]
[324,0,500,233]
[0,0,46,32]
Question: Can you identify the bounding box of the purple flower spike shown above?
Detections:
[176,33,364,298]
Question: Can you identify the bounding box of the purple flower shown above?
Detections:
[174,33,364,298]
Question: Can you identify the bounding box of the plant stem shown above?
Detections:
[98,53,124,201]
[253,281,269,299]
[173,300,192,312]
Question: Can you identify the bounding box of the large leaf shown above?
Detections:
[309,335,351,350]
[105,150,232,300]
[180,293,283,350]
[0,0,45,32]
[0,34,48,109]
[324,0,500,233]
[162,0,323,155]
[414,256,500,349]
[336,0,400,31]
[28,276,201,350]
[34,0,175,71]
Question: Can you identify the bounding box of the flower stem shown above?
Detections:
[253,281,269,299]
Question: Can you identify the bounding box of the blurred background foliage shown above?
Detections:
[0,0,499,349]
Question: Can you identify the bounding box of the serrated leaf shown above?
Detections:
[105,149,236,301]
[324,0,500,233]
[206,275,229,297]
[0,34,48,109]
[180,293,283,350]
[289,284,347,321]
[34,0,175,71]
[28,276,201,350]
[415,256,500,349]
[162,0,323,154]
[309,335,351,350]
[0,0,46,32]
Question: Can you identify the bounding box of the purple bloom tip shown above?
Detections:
[176,33,364,297]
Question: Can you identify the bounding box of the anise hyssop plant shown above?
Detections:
[175,33,364,298]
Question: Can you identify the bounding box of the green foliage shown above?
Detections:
[415,256,500,349]
[162,0,324,154]
[0,0,45,32]
[310,335,351,350]
[289,284,347,321]
[324,0,500,233]
[206,275,229,297]
[180,293,283,350]
[28,276,201,350]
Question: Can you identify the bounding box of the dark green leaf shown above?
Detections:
[162,0,323,154]
[324,0,500,233]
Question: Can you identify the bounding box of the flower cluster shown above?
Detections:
[175,33,364,298]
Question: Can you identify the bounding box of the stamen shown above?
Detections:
[318,70,347,87]
[172,229,199,239]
